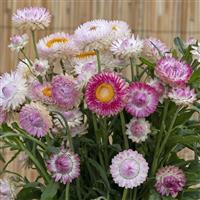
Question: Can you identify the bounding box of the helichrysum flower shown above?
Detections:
[47,150,80,184]
[126,118,151,143]
[0,72,27,110]
[32,58,50,76]
[125,82,159,118]
[16,59,32,80]
[70,124,88,137]
[19,102,52,137]
[0,179,15,200]
[191,42,200,62]
[155,57,192,87]
[85,72,127,117]
[12,7,51,30]
[110,149,149,188]
[0,107,7,124]
[168,86,196,105]
[110,35,143,58]
[155,166,186,197]
[8,34,28,52]
[74,19,111,51]
[51,75,81,109]
[37,32,79,59]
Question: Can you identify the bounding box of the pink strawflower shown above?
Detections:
[8,34,28,52]
[155,57,192,87]
[32,59,50,76]
[155,166,186,197]
[12,7,51,30]
[125,82,159,118]
[126,118,151,143]
[51,75,81,109]
[0,179,15,200]
[47,149,80,184]
[85,72,128,117]
[0,107,7,124]
[168,86,196,105]
[19,103,52,138]
[185,37,197,47]
[110,149,149,188]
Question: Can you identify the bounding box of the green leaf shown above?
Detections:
[148,189,161,200]
[181,188,200,200]
[41,182,59,200]
[0,152,5,163]
[189,67,200,84]
[174,37,185,54]
[16,187,42,200]
[139,57,155,69]
[175,110,194,126]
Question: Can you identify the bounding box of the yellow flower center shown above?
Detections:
[75,51,96,59]
[112,26,118,31]
[89,26,97,31]
[46,38,68,48]
[42,86,52,97]
[95,83,115,103]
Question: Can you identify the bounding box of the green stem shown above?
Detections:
[120,112,129,149]
[133,188,137,200]
[130,57,134,81]
[31,30,39,59]
[95,49,101,73]
[60,59,66,75]
[102,118,109,168]
[76,178,82,200]
[65,184,70,200]
[122,188,128,200]
[20,49,32,66]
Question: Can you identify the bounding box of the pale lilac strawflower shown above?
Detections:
[155,57,192,87]
[0,107,7,124]
[191,42,200,62]
[12,7,51,30]
[32,59,50,76]
[19,102,52,137]
[155,166,186,197]
[110,149,149,188]
[85,72,128,117]
[110,35,143,58]
[0,179,15,200]
[47,149,80,184]
[8,34,28,52]
[16,59,33,80]
[70,124,88,137]
[126,118,151,143]
[168,86,196,105]
[0,72,27,110]
[125,82,159,118]
[51,75,81,109]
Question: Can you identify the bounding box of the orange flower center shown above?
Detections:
[46,38,68,48]
[42,86,52,97]
[95,83,115,103]
[89,26,97,31]
[75,51,96,59]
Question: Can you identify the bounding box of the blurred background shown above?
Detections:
[0,0,199,179]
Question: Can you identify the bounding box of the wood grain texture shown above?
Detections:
[0,0,199,180]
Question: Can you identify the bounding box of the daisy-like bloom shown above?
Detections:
[110,35,143,58]
[12,7,51,30]
[70,124,88,137]
[47,149,80,184]
[0,72,27,110]
[155,166,186,197]
[126,118,151,143]
[51,75,81,109]
[185,37,197,47]
[191,42,200,62]
[125,82,159,118]
[74,19,111,51]
[19,102,52,137]
[0,179,15,200]
[0,107,7,124]
[155,57,192,87]
[143,37,170,61]
[85,72,127,117]
[30,80,54,104]
[16,59,32,80]
[110,149,149,188]
[32,59,50,76]
[37,32,79,59]
[168,87,196,106]
[8,34,28,52]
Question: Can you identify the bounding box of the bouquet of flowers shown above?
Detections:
[0,7,200,200]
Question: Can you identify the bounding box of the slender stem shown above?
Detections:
[133,188,137,200]
[102,118,109,168]
[95,49,101,73]
[20,49,32,66]
[31,30,39,59]
[60,59,66,75]
[76,178,82,200]
[122,188,128,200]
[130,57,135,81]
[120,112,129,149]
[65,184,70,200]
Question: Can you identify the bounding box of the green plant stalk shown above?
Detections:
[20,49,32,66]
[65,184,70,200]
[120,112,129,149]
[102,118,109,168]
[130,57,135,81]
[95,49,101,73]
[31,30,39,59]
[122,188,128,200]
[133,188,137,200]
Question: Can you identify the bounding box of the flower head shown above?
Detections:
[110,35,143,58]
[168,86,196,105]
[51,75,81,109]
[16,59,32,80]
[110,149,149,188]
[0,72,27,110]
[12,7,51,30]
[32,59,50,76]
[37,32,79,59]
[126,118,151,143]
[125,82,159,118]
[8,34,28,52]
[19,102,52,137]
[155,57,192,87]
[0,107,7,124]
[47,149,80,184]
[0,179,15,200]
[85,72,127,117]
[155,166,186,197]
[191,42,200,62]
